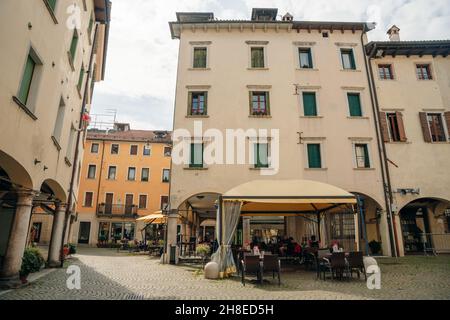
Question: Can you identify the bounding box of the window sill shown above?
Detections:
[429,141,450,144]
[51,136,62,151]
[296,68,318,71]
[42,0,58,24]
[67,51,75,71]
[64,157,72,167]
[353,168,375,171]
[249,167,272,170]
[249,115,271,118]
[162,181,170,183]
[247,68,269,71]
[184,167,208,170]
[305,168,328,171]
[186,115,209,118]
[347,116,369,119]
[188,68,211,71]
[300,116,323,118]
[387,141,410,144]
[340,69,361,72]
[12,96,38,120]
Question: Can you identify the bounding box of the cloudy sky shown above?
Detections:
[91,0,450,130]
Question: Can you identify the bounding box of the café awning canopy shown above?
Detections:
[222,179,356,215]
[136,213,166,224]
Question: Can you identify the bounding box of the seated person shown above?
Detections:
[308,235,320,248]
[286,237,296,256]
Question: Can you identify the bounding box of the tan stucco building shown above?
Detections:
[66,125,171,246]
[0,0,111,287]
[167,9,450,260]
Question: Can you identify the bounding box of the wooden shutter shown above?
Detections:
[248,91,253,115]
[396,111,407,142]
[379,112,390,142]
[70,30,78,59]
[18,55,36,104]
[363,144,370,168]
[303,93,317,116]
[265,92,270,115]
[139,195,147,209]
[444,112,450,138]
[419,112,432,143]
[348,94,362,117]
[307,144,321,168]
[47,0,57,11]
[187,92,193,115]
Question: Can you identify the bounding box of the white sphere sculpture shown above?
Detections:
[204,261,219,279]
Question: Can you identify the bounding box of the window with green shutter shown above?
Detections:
[254,143,269,168]
[355,144,370,168]
[190,143,203,168]
[46,0,57,11]
[77,65,85,91]
[18,54,36,105]
[302,92,317,116]
[88,13,94,38]
[347,93,362,117]
[341,49,356,70]
[69,30,79,61]
[307,144,321,168]
[193,47,207,68]
[251,47,265,68]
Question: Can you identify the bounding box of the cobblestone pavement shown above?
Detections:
[1,247,449,300]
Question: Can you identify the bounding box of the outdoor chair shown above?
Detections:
[262,254,281,285]
[241,255,262,286]
[346,251,366,280]
[303,247,317,271]
[320,252,347,280]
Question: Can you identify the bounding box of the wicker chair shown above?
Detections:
[241,255,262,286]
[346,251,366,280]
[262,254,281,285]
[320,252,347,280]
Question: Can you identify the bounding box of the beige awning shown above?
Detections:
[200,219,216,227]
[136,213,166,224]
[222,179,356,215]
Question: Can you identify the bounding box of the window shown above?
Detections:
[130,145,138,155]
[160,196,169,210]
[378,64,393,80]
[127,167,136,181]
[193,47,207,68]
[139,195,147,209]
[87,13,94,39]
[254,143,269,168]
[341,49,356,70]
[322,32,329,38]
[141,168,149,182]
[46,0,57,11]
[77,65,85,92]
[251,47,265,68]
[387,113,401,142]
[69,29,79,61]
[162,169,170,182]
[143,145,151,156]
[427,113,446,142]
[107,166,116,180]
[355,144,370,168]
[87,165,96,179]
[302,92,317,116]
[52,98,66,144]
[347,93,362,117]
[307,144,322,169]
[98,222,110,241]
[188,92,207,116]
[84,192,93,207]
[416,64,432,80]
[164,146,172,157]
[111,144,119,154]
[190,143,204,168]
[17,53,37,106]
[250,91,270,116]
[91,143,99,153]
[299,48,313,69]
[331,213,355,239]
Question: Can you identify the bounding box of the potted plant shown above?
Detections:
[20,247,44,284]
[369,240,382,255]
[196,243,211,268]
[68,243,77,255]
[62,245,70,258]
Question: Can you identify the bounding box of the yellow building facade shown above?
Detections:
[70,126,172,246]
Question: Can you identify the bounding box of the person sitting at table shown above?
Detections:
[286,237,296,256]
[308,235,320,248]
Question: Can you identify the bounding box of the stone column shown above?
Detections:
[47,203,67,268]
[164,209,179,264]
[242,217,251,248]
[0,189,35,287]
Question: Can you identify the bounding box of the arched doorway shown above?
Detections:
[399,197,450,254]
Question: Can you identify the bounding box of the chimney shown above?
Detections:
[282,12,293,22]
[387,25,400,41]
[113,123,130,132]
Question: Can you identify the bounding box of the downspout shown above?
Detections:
[60,24,99,266]
[360,30,398,257]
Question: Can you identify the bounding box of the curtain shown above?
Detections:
[211,200,242,278]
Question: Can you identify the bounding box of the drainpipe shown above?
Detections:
[360,28,398,257]
[60,24,99,266]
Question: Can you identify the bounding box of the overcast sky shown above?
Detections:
[91,0,450,130]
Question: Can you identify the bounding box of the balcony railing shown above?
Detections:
[97,204,138,218]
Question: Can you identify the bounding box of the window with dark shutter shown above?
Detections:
[427,113,446,142]
[299,48,313,68]
[190,143,204,168]
[347,93,362,117]
[18,54,36,105]
[139,195,147,209]
[379,112,390,142]
[341,49,356,70]
[193,47,207,68]
[307,144,322,168]
[84,192,93,207]
[87,165,96,179]
[254,143,269,168]
[419,112,432,143]
[378,64,393,80]
[355,144,370,168]
[302,92,317,116]
[251,47,265,68]
[141,168,149,182]
[189,92,207,116]
[130,145,138,155]
[416,64,432,80]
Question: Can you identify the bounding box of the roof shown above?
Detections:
[251,8,278,21]
[169,18,373,39]
[366,40,450,58]
[86,130,172,143]
[222,180,356,215]
[94,0,112,80]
